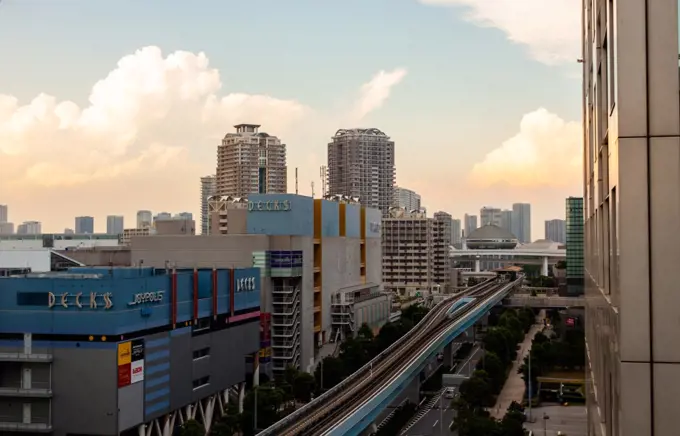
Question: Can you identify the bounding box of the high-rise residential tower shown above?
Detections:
[327,128,395,216]
[393,186,421,211]
[582,0,680,433]
[106,215,124,235]
[479,207,503,227]
[17,221,41,235]
[511,203,531,243]
[544,219,566,244]
[216,124,287,197]
[463,214,478,238]
[0,204,7,223]
[75,216,94,234]
[136,210,152,229]
[201,175,217,235]
[451,218,462,245]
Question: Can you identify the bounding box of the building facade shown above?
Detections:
[216,124,287,198]
[393,186,421,211]
[565,197,584,295]
[451,218,462,245]
[129,194,384,374]
[480,207,503,228]
[0,205,7,223]
[544,219,566,244]
[463,214,478,238]
[0,266,260,436]
[136,211,152,229]
[106,215,124,235]
[17,221,41,235]
[327,128,395,216]
[511,203,531,243]
[581,0,680,434]
[201,175,217,235]
[75,216,94,234]
[383,208,452,296]
[0,222,14,235]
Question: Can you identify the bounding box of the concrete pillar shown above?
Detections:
[238,382,245,413]
[443,343,454,368]
[474,259,481,272]
[541,256,548,276]
[253,353,260,387]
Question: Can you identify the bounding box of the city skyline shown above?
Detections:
[0,0,580,234]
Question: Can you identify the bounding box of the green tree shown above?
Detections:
[499,401,527,436]
[240,384,284,436]
[292,372,316,403]
[211,403,241,436]
[178,420,205,436]
[459,370,494,409]
[476,351,505,394]
[498,311,524,343]
[314,356,345,392]
[401,304,429,325]
[374,321,405,352]
[483,326,517,365]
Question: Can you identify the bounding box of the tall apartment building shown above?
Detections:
[480,207,503,227]
[17,221,41,235]
[0,205,12,235]
[74,216,94,234]
[136,210,152,229]
[463,214,478,238]
[582,1,680,433]
[0,205,7,223]
[106,215,124,235]
[565,198,583,295]
[393,186,421,211]
[544,219,566,244]
[383,208,451,296]
[216,124,287,198]
[451,218,462,245]
[500,210,513,234]
[327,128,395,216]
[511,203,531,243]
[201,175,217,235]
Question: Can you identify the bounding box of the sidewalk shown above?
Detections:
[489,309,545,420]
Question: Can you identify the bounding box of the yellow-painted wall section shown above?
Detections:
[339,203,346,237]
[314,199,322,239]
[313,199,322,334]
[360,207,366,240]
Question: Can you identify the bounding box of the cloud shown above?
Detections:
[0,46,404,230]
[419,0,580,65]
[351,68,407,121]
[469,108,582,188]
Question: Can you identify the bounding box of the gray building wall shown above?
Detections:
[365,238,382,288]
[320,237,362,336]
[57,247,132,267]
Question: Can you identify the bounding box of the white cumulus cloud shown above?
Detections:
[351,68,407,121]
[0,46,404,230]
[469,108,582,188]
[419,0,580,65]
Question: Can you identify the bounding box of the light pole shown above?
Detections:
[528,348,533,422]
[543,412,550,436]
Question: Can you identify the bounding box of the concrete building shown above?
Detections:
[136,210,152,229]
[155,219,195,236]
[451,218,462,245]
[383,208,452,296]
[206,196,249,235]
[75,216,94,234]
[216,124,287,198]
[64,228,74,235]
[480,207,503,228]
[393,186,421,211]
[17,221,41,235]
[581,0,680,433]
[0,222,14,235]
[500,209,513,235]
[0,205,7,223]
[327,128,395,216]
[463,214,478,238]
[544,219,566,244]
[511,203,531,243]
[121,228,154,246]
[129,194,384,374]
[0,233,119,250]
[106,215,124,235]
[201,175,217,235]
[0,266,260,436]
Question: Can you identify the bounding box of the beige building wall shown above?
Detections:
[583,1,680,435]
[57,248,131,266]
[155,219,196,236]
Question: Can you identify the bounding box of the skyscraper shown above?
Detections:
[0,204,7,223]
[500,210,513,234]
[565,198,583,295]
[544,219,566,244]
[75,216,94,234]
[451,219,462,245]
[216,124,287,197]
[463,214,478,238]
[480,207,502,227]
[511,203,531,243]
[327,128,395,216]
[393,186,421,211]
[136,210,152,229]
[106,215,124,235]
[201,175,217,235]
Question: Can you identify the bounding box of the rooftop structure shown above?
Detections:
[465,225,518,250]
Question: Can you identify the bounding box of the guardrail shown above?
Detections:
[256,279,495,436]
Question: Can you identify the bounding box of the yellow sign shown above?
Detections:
[117,342,131,366]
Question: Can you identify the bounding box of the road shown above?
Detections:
[524,405,587,436]
[403,345,484,436]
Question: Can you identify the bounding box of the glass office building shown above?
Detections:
[566,197,584,295]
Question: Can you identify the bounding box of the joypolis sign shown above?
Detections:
[128,291,165,307]
[248,200,292,212]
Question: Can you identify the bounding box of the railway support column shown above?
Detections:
[443,342,454,369]
[541,256,548,276]
[238,382,245,413]
[474,259,481,272]
[403,374,421,404]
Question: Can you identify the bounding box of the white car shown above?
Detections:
[444,388,456,399]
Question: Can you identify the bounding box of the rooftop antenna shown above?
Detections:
[295,168,299,195]
[311,181,315,198]
[320,166,327,197]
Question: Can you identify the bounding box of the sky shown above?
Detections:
[0,0,583,238]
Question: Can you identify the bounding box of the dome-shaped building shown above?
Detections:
[465,225,518,249]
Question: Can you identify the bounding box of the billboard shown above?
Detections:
[270,251,303,269]
[118,339,145,388]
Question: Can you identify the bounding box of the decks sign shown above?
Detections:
[48,292,113,310]
[128,291,165,306]
[248,200,292,212]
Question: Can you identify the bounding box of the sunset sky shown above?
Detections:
[0,0,582,237]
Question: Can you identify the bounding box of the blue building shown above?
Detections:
[0,266,260,435]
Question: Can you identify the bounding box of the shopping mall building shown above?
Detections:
[0,265,260,436]
[131,193,388,375]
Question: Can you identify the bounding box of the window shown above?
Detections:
[193,376,210,390]
[193,347,210,360]
[192,318,210,333]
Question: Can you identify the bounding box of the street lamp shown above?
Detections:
[543,412,550,436]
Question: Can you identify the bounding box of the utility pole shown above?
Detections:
[254,387,258,432]
[528,348,533,422]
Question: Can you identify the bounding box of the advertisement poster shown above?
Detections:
[130,339,145,384]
